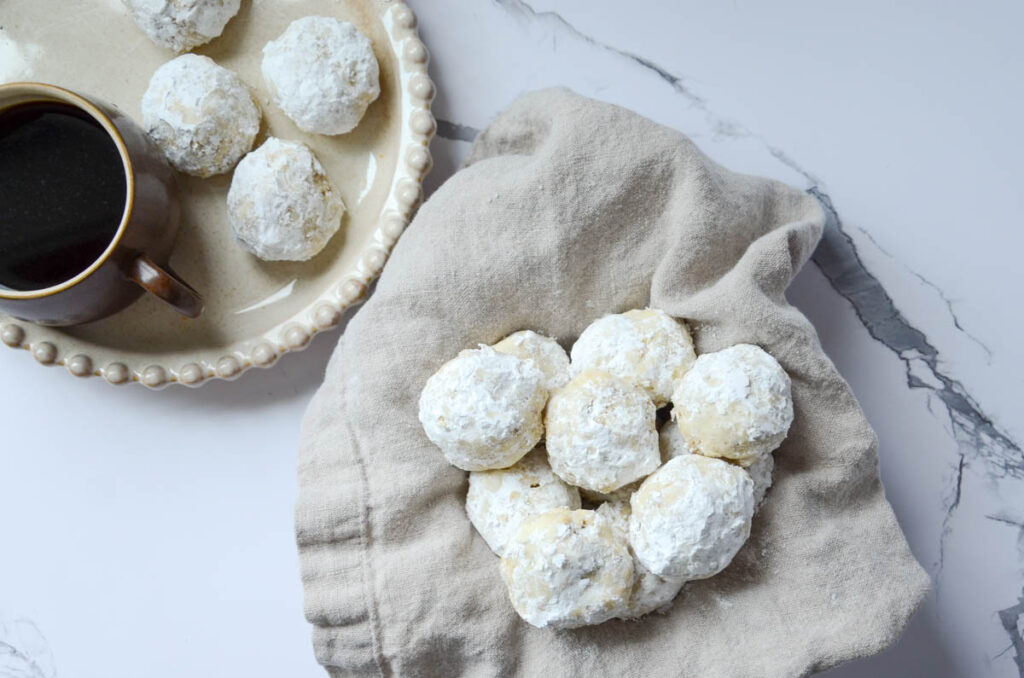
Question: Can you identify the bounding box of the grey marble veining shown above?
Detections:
[0,619,56,678]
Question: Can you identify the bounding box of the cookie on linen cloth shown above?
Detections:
[570,308,696,407]
[492,330,570,393]
[500,508,633,629]
[671,343,793,467]
[466,447,581,557]
[597,501,685,619]
[545,369,660,494]
[580,420,690,505]
[630,455,754,580]
[419,346,547,471]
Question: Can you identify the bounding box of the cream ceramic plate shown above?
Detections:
[0,0,434,388]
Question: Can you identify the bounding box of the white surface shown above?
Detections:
[2,1,1022,676]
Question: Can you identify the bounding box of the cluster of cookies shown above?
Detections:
[419,309,794,628]
[124,1,380,261]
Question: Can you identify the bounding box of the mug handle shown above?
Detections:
[128,254,204,318]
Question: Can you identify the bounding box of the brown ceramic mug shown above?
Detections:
[0,82,202,326]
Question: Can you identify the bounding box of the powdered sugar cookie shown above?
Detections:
[570,309,696,407]
[671,344,793,467]
[630,455,754,580]
[492,330,570,393]
[581,421,689,504]
[141,54,260,177]
[545,370,660,493]
[124,0,240,52]
[227,138,345,261]
[419,346,547,471]
[597,501,685,619]
[466,448,581,557]
[500,508,633,628]
[262,16,380,135]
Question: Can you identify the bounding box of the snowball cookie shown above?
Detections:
[419,346,547,471]
[141,54,260,178]
[597,502,685,619]
[123,0,240,52]
[545,369,660,494]
[571,308,696,407]
[671,343,793,467]
[492,330,570,393]
[500,508,633,628]
[466,448,581,557]
[262,17,380,135]
[630,455,754,580]
[227,138,345,261]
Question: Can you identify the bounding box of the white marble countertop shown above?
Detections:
[2,1,1022,676]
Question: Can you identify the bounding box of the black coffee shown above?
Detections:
[0,101,127,291]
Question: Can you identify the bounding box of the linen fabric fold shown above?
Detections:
[296,88,929,678]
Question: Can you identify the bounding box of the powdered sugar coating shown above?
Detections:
[141,54,260,177]
[570,309,696,407]
[419,346,547,471]
[671,343,793,467]
[500,508,633,628]
[597,501,685,619]
[466,448,581,557]
[545,370,660,493]
[661,415,772,506]
[492,330,570,393]
[658,418,692,462]
[262,17,380,135]
[581,422,688,504]
[630,455,754,580]
[227,137,345,261]
[746,453,774,508]
[123,0,240,52]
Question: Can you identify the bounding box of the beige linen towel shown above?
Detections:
[297,88,929,677]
